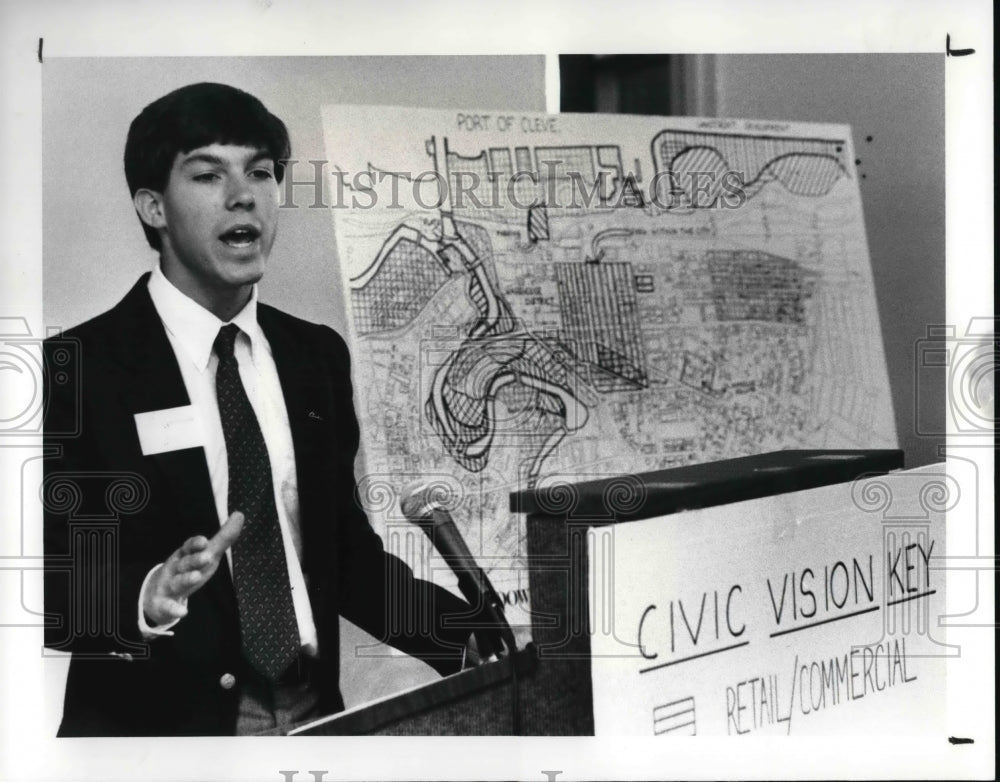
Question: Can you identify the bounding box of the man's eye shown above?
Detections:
[250,168,274,180]
[193,172,219,182]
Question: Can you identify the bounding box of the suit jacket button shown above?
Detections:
[219,673,237,690]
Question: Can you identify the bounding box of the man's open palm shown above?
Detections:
[143,511,245,626]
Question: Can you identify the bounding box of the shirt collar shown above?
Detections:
[147,262,264,373]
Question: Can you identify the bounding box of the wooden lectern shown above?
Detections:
[289,449,902,735]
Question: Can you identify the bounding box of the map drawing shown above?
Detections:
[650,129,850,209]
[321,108,896,633]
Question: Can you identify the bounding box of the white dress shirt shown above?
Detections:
[138,263,319,656]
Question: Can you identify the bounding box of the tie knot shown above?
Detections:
[214,324,241,361]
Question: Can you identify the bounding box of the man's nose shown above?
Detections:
[226,176,256,210]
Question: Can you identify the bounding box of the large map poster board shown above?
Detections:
[320,106,896,623]
[587,465,948,735]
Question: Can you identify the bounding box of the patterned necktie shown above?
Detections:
[214,324,299,681]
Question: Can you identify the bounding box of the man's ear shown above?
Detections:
[133,189,167,231]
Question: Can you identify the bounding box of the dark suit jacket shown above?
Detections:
[43,274,471,736]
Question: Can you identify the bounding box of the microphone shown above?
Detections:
[399,481,515,659]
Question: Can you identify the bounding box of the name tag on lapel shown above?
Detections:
[134,405,204,456]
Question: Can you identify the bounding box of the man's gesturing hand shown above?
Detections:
[142,511,245,627]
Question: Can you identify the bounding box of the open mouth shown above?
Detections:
[219,225,261,248]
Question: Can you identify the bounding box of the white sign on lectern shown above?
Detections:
[588,464,951,736]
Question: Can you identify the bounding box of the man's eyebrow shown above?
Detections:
[179,151,274,168]
[179,152,227,168]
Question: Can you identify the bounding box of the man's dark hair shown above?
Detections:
[124,82,291,250]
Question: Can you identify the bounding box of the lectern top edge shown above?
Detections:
[509,449,905,523]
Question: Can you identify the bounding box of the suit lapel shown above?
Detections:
[256,307,310,450]
[113,275,193,416]
[256,305,318,501]
[257,306,337,593]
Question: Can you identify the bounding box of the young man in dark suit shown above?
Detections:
[43,82,477,736]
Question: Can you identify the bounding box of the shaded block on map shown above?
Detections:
[556,261,648,391]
